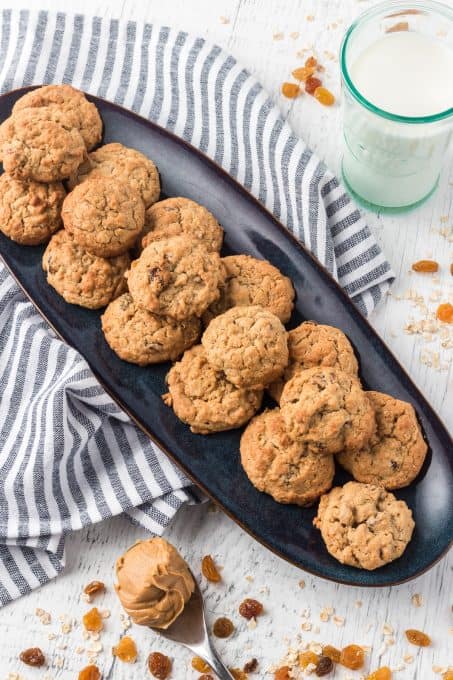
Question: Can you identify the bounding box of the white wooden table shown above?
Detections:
[1,1,452,678]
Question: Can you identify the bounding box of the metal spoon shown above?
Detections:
[153,574,235,680]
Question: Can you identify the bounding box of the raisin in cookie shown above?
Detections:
[202,254,295,325]
[68,143,160,208]
[280,367,375,454]
[141,197,223,252]
[62,177,145,257]
[0,173,65,245]
[337,391,427,489]
[43,230,129,309]
[268,321,359,403]
[240,408,335,506]
[163,345,263,434]
[201,305,288,390]
[102,293,200,365]
[313,481,415,570]
[1,108,86,182]
[126,236,225,320]
[13,84,102,150]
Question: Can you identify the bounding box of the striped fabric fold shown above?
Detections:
[0,9,394,605]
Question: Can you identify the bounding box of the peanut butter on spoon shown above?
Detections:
[115,537,195,629]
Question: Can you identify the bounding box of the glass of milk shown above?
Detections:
[340,1,453,211]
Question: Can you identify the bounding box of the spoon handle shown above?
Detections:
[202,640,236,680]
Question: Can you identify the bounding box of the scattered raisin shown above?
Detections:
[83,607,103,632]
[450,263,453,276]
[78,666,101,680]
[292,66,316,81]
[281,82,301,99]
[274,667,291,680]
[340,645,365,670]
[239,598,263,620]
[243,658,258,673]
[19,647,45,667]
[229,670,247,680]
[199,676,214,680]
[411,259,439,273]
[299,650,319,668]
[436,303,453,323]
[314,86,335,106]
[366,667,392,680]
[148,652,172,679]
[316,655,334,676]
[201,555,221,582]
[112,636,138,663]
[84,580,105,598]
[322,645,341,663]
[443,672,453,680]
[192,656,211,673]
[305,76,322,95]
[213,616,234,638]
[405,629,431,646]
[305,56,318,68]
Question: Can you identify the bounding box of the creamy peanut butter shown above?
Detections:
[115,537,195,629]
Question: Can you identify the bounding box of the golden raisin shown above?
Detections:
[316,656,334,676]
[305,76,322,95]
[437,303,453,323]
[213,616,235,638]
[314,86,335,106]
[281,82,301,99]
[84,580,105,598]
[305,56,318,68]
[274,667,291,680]
[412,259,439,273]
[199,676,214,680]
[239,598,263,620]
[148,652,172,679]
[229,670,247,680]
[192,657,211,672]
[366,667,392,680]
[292,66,316,81]
[78,666,101,680]
[82,607,103,632]
[19,647,45,667]
[340,645,365,670]
[443,672,453,680]
[243,658,258,672]
[450,263,453,276]
[112,636,138,663]
[405,629,431,646]
[322,645,341,663]
[201,555,221,582]
[299,650,319,668]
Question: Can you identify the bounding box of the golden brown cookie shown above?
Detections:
[0,173,65,245]
[12,84,102,150]
[202,254,295,325]
[141,197,223,252]
[42,230,129,309]
[1,108,86,182]
[163,345,263,434]
[240,409,335,505]
[280,367,375,454]
[313,481,415,570]
[67,143,160,208]
[101,293,200,365]
[268,321,359,403]
[201,305,288,389]
[62,177,145,257]
[126,236,225,320]
[337,391,427,489]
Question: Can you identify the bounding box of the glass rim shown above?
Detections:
[340,0,453,124]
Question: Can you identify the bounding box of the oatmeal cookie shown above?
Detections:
[126,236,225,320]
[202,254,295,325]
[67,143,160,208]
[280,367,375,454]
[0,173,65,245]
[337,391,427,489]
[62,177,145,257]
[141,197,223,252]
[163,345,263,434]
[268,321,359,403]
[101,293,200,365]
[42,230,129,309]
[240,409,335,505]
[201,305,288,389]
[313,481,415,570]
[12,84,102,150]
[1,108,86,182]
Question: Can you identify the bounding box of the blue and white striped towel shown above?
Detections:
[0,9,394,605]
